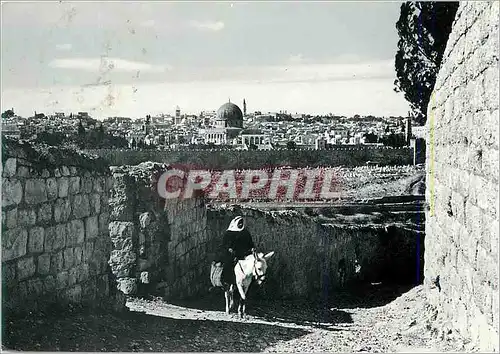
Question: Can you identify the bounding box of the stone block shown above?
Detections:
[54,198,72,223]
[28,226,45,253]
[37,254,51,275]
[72,194,90,219]
[3,178,23,206]
[18,208,37,226]
[85,216,99,239]
[16,165,29,177]
[117,277,137,295]
[74,246,83,265]
[17,256,36,280]
[109,250,136,277]
[24,179,47,205]
[50,251,64,273]
[70,167,78,176]
[63,248,75,269]
[57,224,68,250]
[3,158,17,178]
[61,166,70,176]
[93,177,105,193]
[109,221,135,251]
[89,194,101,215]
[66,219,85,246]
[81,177,94,194]
[37,202,53,223]
[110,198,134,222]
[58,177,69,198]
[56,271,69,289]
[98,212,110,235]
[83,241,94,263]
[69,177,80,195]
[46,178,58,201]
[2,228,28,261]
[2,261,17,287]
[5,207,17,229]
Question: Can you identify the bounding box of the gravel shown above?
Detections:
[3,284,469,352]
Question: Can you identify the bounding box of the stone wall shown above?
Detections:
[425,2,499,351]
[106,161,424,302]
[1,139,124,317]
[108,162,209,299]
[86,146,415,169]
[206,205,424,300]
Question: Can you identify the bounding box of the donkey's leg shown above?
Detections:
[224,290,230,314]
[238,297,244,318]
[229,284,235,310]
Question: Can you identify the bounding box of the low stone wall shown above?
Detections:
[1,139,125,317]
[86,147,415,169]
[206,205,424,300]
[108,162,209,299]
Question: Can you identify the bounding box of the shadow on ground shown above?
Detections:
[166,282,416,330]
[3,309,310,352]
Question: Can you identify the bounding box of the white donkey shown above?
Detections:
[226,250,275,318]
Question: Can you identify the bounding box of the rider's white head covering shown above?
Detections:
[227,216,245,232]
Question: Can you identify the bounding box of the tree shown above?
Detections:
[33,131,65,146]
[286,141,297,150]
[2,109,15,119]
[394,2,458,125]
[363,133,379,143]
[77,120,85,135]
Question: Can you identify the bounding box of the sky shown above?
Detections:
[1,1,411,119]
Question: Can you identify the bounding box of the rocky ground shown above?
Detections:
[3,283,469,352]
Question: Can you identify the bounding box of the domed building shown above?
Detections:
[201,101,244,145]
[216,101,244,128]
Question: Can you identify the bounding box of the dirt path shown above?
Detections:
[3,284,468,352]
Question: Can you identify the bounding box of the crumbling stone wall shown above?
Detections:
[425,2,499,351]
[107,162,424,302]
[108,162,208,299]
[206,205,424,299]
[1,139,124,317]
[87,146,415,169]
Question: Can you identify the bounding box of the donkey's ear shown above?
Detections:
[263,251,275,260]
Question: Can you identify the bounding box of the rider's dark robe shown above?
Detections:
[216,228,255,284]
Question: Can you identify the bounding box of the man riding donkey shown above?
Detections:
[211,216,255,312]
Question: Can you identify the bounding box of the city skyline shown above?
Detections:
[1,1,411,119]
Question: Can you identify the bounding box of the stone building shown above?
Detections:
[237,128,272,150]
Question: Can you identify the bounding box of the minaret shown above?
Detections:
[243,99,247,116]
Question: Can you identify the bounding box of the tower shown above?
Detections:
[175,106,181,125]
[145,114,151,135]
[243,99,247,116]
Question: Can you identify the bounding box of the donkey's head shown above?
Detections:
[252,250,275,286]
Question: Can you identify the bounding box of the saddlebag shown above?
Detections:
[210,261,224,288]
